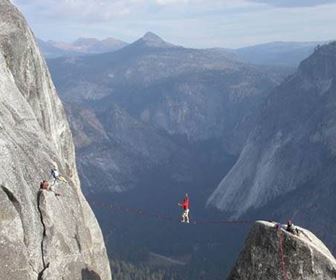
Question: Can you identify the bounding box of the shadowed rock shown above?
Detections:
[82,268,102,280]
[229,221,336,280]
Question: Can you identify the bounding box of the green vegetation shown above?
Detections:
[110,259,183,280]
[109,245,236,280]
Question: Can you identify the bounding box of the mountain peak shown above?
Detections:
[135,32,176,48]
[73,37,99,46]
[299,41,336,80]
[142,32,163,41]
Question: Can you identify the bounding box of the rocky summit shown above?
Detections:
[0,0,111,279]
[229,221,336,280]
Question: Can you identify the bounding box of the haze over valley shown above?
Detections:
[46,32,336,278]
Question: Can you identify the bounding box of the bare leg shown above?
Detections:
[181,212,186,222]
[186,209,190,223]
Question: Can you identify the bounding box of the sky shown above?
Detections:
[12,0,336,48]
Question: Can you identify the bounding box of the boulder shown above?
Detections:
[229,221,336,280]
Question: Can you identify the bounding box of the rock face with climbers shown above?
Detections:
[0,0,111,279]
[229,221,336,280]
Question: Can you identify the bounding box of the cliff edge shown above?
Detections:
[0,0,111,279]
[229,221,336,280]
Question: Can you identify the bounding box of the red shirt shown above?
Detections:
[181,197,190,210]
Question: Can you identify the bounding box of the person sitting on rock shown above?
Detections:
[274,222,283,230]
[40,180,61,196]
[40,180,49,191]
[286,220,299,236]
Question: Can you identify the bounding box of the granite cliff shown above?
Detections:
[0,0,111,279]
[229,221,336,280]
[208,42,336,229]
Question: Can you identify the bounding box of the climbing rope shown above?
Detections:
[90,200,254,225]
[278,229,288,280]
[92,200,295,279]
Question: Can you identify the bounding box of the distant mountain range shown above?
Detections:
[40,33,322,67]
[48,32,288,194]
[38,37,128,58]
[234,41,324,67]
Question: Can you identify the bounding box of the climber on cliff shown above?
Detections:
[50,166,67,185]
[286,220,300,236]
[40,180,61,196]
[40,180,49,190]
[178,193,190,223]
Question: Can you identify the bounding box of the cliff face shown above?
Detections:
[208,42,336,217]
[48,31,288,194]
[0,0,111,279]
[229,221,336,280]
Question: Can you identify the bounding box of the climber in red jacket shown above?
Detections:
[178,193,190,223]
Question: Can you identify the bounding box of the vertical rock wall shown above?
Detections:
[229,221,336,280]
[0,0,111,279]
